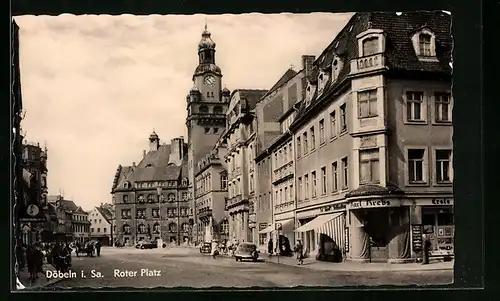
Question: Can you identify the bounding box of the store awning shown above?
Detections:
[258,219,294,234]
[23,169,31,187]
[294,212,343,233]
[294,212,346,249]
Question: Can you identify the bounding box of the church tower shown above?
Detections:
[186,24,231,240]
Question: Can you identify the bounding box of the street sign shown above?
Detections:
[27,204,39,217]
[275,223,282,231]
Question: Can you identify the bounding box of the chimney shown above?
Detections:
[301,55,316,78]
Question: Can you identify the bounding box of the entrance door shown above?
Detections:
[364,209,390,262]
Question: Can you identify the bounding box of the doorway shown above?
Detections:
[364,208,390,262]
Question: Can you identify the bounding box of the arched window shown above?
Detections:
[168,193,176,202]
[123,224,131,234]
[153,223,160,233]
[169,223,177,232]
[220,219,229,234]
[138,224,146,234]
[199,105,209,113]
[137,194,145,203]
[147,194,155,203]
[182,223,190,232]
[182,178,188,186]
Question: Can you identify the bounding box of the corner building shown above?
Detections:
[111,133,192,246]
[290,11,453,263]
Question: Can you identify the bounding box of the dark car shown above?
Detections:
[136,241,157,249]
[199,242,211,254]
[235,242,259,262]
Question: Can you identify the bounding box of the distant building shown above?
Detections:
[89,204,113,245]
[72,206,91,243]
[47,195,78,242]
[111,133,193,246]
[222,89,268,243]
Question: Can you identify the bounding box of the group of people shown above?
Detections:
[73,240,102,257]
[267,238,306,265]
[16,241,46,282]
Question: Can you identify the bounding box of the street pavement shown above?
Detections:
[39,247,453,289]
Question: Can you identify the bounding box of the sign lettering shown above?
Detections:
[259,223,268,231]
[364,200,391,207]
[344,227,349,253]
[320,203,347,213]
[432,199,452,205]
[351,201,362,209]
[411,224,423,252]
[275,223,282,231]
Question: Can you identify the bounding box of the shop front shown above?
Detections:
[258,219,294,256]
[410,197,454,260]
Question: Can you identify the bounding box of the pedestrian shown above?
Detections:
[267,238,274,256]
[295,240,304,265]
[26,245,37,281]
[95,240,102,257]
[33,243,46,280]
[211,240,219,259]
[16,241,26,271]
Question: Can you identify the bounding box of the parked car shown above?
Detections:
[234,242,259,262]
[136,241,157,249]
[199,242,211,254]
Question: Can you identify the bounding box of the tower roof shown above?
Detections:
[149,130,159,141]
[198,23,216,51]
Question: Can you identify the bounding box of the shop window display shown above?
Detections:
[422,207,454,256]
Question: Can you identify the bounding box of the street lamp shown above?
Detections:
[156,184,163,248]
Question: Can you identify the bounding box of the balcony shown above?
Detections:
[350,53,388,75]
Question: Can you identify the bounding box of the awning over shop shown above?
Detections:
[22,169,31,187]
[258,219,294,234]
[294,212,346,248]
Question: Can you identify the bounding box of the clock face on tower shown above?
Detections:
[204,75,216,87]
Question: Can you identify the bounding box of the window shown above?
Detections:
[303,132,308,154]
[435,93,451,122]
[213,128,219,134]
[298,177,303,200]
[280,189,283,204]
[137,194,145,203]
[221,173,228,189]
[97,228,101,233]
[169,223,177,232]
[310,127,316,150]
[204,128,210,134]
[331,162,338,192]
[91,228,94,232]
[321,167,327,195]
[408,149,426,183]
[290,184,294,201]
[104,228,107,233]
[199,105,208,113]
[168,193,176,202]
[275,191,278,205]
[296,137,301,157]
[341,157,349,189]
[284,187,288,202]
[319,119,325,144]
[436,150,452,183]
[250,174,254,192]
[123,224,131,234]
[340,104,347,132]
[311,171,317,198]
[362,37,379,56]
[359,149,380,183]
[304,174,309,199]
[121,209,131,219]
[122,195,128,203]
[358,90,378,118]
[406,91,424,121]
[330,111,337,138]
[147,194,155,203]
[332,58,341,81]
[99,219,102,223]
[419,34,432,57]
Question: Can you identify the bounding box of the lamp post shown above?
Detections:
[156,184,163,248]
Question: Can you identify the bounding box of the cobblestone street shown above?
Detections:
[36,247,454,289]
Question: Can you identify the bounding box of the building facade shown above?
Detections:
[290,11,453,263]
[90,205,113,245]
[185,25,231,244]
[111,133,193,246]
[48,195,77,242]
[72,207,91,243]
[222,89,267,243]
[194,147,229,243]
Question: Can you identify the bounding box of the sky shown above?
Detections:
[14,12,354,212]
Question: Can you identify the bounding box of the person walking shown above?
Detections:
[267,238,274,256]
[95,240,102,257]
[211,240,218,259]
[295,240,304,265]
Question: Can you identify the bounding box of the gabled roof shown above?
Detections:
[137,144,171,168]
[129,165,182,182]
[261,68,298,100]
[233,89,268,112]
[95,206,113,223]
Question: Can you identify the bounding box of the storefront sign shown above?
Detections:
[259,223,268,231]
[344,227,349,253]
[320,203,347,213]
[431,198,452,205]
[411,224,423,252]
[350,199,399,209]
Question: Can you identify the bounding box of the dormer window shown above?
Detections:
[331,56,343,83]
[412,28,438,61]
[356,29,385,57]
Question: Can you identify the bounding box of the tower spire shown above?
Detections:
[205,18,208,31]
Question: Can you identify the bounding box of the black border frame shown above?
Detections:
[5,0,489,299]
